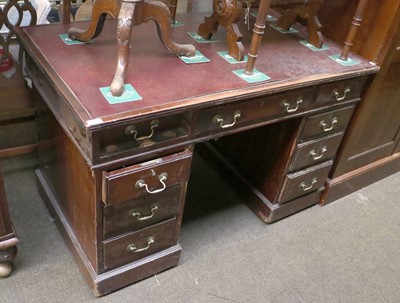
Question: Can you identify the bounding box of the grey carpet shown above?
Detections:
[1,152,400,303]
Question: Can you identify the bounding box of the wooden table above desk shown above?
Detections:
[16,11,378,295]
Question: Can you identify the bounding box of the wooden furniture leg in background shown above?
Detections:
[69,0,195,96]
[169,0,178,24]
[197,0,244,61]
[0,168,18,278]
[244,0,271,75]
[275,0,324,48]
[339,0,368,61]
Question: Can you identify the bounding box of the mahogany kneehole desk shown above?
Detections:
[16,13,378,296]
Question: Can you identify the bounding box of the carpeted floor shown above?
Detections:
[1,151,400,303]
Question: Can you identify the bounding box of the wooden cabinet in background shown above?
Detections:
[318,0,400,204]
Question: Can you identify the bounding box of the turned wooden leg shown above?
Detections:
[197,0,244,61]
[339,0,368,61]
[0,246,17,278]
[141,1,196,56]
[245,0,271,75]
[68,0,121,41]
[110,1,136,97]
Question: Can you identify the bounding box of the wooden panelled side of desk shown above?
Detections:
[317,0,400,204]
[16,11,378,295]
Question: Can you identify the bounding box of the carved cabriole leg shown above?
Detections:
[112,0,196,96]
[141,1,196,56]
[110,1,137,97]
[198,0,244,61]
[339,0,368,61]
[244,0,271,75]
[68,0,121,41]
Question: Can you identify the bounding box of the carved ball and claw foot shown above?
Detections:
[198,0,245,61]
[276,0,324,48]
[68,0,195,97]
[0,246,17,278]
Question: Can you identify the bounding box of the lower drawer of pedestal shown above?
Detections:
[102,218,177,270]
[278,161,333,204]
[103,185,183,237]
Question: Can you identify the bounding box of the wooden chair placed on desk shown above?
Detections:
[65,0,196,97]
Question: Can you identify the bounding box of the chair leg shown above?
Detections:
[197,0,244,61]
[68,0,121,41]
[110,1,136,97]
[141,1,195,56]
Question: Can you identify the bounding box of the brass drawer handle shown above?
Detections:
[129,204,159,221]
[125,120,159,141]
[213,110,241,128]
[319,117,338,132]
[299,178,317,191]
[309,146,328,160]
[282,98,303,113]
[135,172,168,194]
[127,236,155,253]
[332,87,351,101]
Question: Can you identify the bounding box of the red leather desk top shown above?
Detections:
[17,11,377,128]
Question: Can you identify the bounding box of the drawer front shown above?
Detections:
[316,77,367,105]
[96,114,191,161]
[103,185,183,236]
[102,218,176,270]
[290,133,344,172]
[279,161,333,204]
[301,106,355,140]
[102,150,192,205]
[196,88,315,135]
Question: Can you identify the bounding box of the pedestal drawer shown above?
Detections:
[102,218,177,270]
[279,161,333,204]
[301,106,355,140]
[102,150,192,205]
[316,77,367,105]
[289,133,343,172]
[103,185,183,236]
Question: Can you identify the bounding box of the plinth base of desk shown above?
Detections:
[198,143,321,223]
[36,169,181,296]
[247,189,322,223]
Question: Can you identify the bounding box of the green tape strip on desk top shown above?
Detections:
[59,34,93,45]
[217,51,248,64]
[99,84,142,104]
